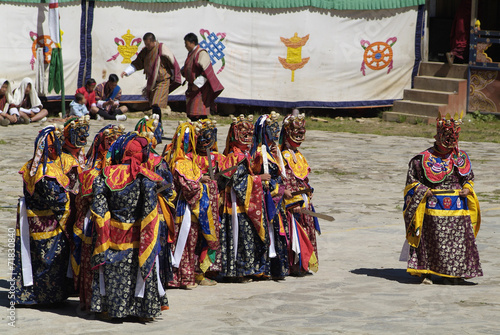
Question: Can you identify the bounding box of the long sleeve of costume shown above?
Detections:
[139,177,161,279]
[27,177,68,213]
[175,170,202,208]
[160,44,182,92]
[131,48,146,71]
[90,175,110,268]
[403,156,431,246]
[231,163,267,244]
[281,149,319,272]
[193,51,211,87]
[156,160,175,200]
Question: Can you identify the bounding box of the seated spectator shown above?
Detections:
[69,93,89,117]
[95,74,128,121]
[10,77,48,123]
[75,78,99,119]
[0,78,18,126]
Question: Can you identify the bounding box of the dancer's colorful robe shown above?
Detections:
[192,151,224,272]
[12,155,76,304]
[72,165,99,310]
[145,153,176,296]
[282,149,319,274]
[254,147,289,277]
[90,164,166,318]
[404,147,482,279]
[169,155,219,287]
[219,148,269,278]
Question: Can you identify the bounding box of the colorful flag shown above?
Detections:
[48,0,64,99]
[48,0,60,45]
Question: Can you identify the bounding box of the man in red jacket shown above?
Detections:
[181,33,224,121]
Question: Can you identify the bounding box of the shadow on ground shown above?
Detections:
[350,268,419,284]
[0,279,161,323]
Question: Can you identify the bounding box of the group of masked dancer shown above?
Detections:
[10,111,321,321]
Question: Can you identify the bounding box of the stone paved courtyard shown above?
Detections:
[0,118,499,334]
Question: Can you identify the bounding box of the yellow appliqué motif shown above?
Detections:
[20,159,70,196]
[282,150,309,180]
[175,159,201,182]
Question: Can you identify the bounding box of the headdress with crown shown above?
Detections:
[86,124,125,169]
[164,121,199,174]
[436,111,463,149]
[279,112,306,150]
[135,115,160,149]
[64,115,90,148]
[250,111,280,157]
[109,131,152,166]
[29,124,64,177]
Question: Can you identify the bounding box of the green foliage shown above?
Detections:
[470,110,497,123]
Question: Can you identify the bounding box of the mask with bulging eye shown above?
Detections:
[266,120,280,143]
[66,116,90,148]
[235,122,253,148]
[196,128,216,152]
[437,123,460,149]
[283,113,306,147]
[436,116,461,149]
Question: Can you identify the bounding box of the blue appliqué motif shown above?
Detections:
[426,156,448,174]
[199,32,226,65]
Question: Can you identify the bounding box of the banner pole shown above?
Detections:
[60,46,65,117]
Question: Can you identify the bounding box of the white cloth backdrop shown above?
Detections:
[0,2,419,106]
[0,2,80,97]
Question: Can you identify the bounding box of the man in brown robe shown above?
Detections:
[182,33,224,121]
[122,32,181,142]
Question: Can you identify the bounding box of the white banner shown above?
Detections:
[0,2,419,107]
[0,2,80,96]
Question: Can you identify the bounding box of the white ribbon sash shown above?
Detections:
[66,258,73,278]
[99,266,106,296]
[262,145,269,175]
[19,197,33,287]
[155,255,165,297]
[261,145,276,257]
[231,188,239,261]
[276,147,287,179]
[171,203,191,268]
[302,193,309,206]
[135,268,145,298]
[399,240,410,262]
[268,220,277,258]
[83,209,91,234]
[291,215,301,265]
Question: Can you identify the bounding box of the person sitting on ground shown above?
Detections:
[69,93,89,118]
[94,74,128,121]
[0,78,17,126]
[9,77,48,124]
[75,78,99,119]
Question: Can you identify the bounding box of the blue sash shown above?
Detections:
[106,85,120,101]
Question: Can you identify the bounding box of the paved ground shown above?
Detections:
[0,117,499,334]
